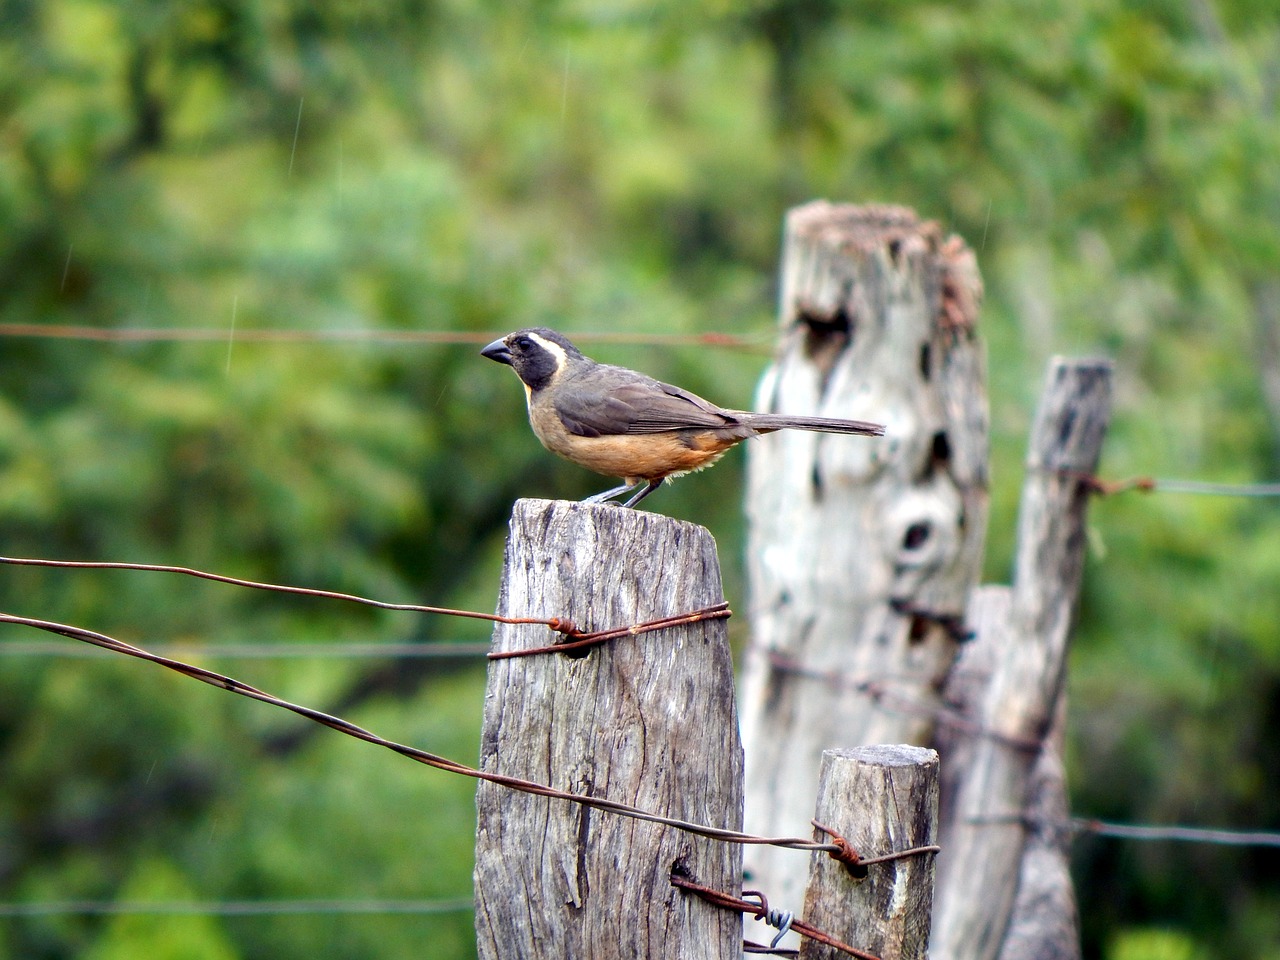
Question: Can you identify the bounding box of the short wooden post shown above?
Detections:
[740,201,988,903]
[799,745,939,960]
[930,359,1111,960]
[474,499,744,960]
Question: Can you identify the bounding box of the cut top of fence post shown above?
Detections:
[474,498,744,960]
[740,202,987,905]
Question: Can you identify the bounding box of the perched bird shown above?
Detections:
[482,327,885,508]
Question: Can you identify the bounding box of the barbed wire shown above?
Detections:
[6,625,1273,852]
[670,870,880,960]
[762,654,1280,850]
[5,560,1276,852]
[0,555,578,632]
[965,814,1280,848]
[0,609,874,864]
[0,639,493,659]
[765,652,1041,752]
[0,599,899,960]
[0,323,772,349]
[0,897,475,917]
[1070,819,1280,847]
[1075,473,1280,498]
[1147,478,1280,497]
[7,812,1277,920]
[3,555,1275,851]
[487,601,731,659]
[0,556,730,648]
[0,609,936,959]
[9,323,1280,500]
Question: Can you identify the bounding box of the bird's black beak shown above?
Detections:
[481,337,513,365]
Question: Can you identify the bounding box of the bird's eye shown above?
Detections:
[513,336,533,351]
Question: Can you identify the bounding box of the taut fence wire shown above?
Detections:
[0,609,908,865]
[3,556,1275,850]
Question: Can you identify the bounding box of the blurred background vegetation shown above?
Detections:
[1,0,1278,958]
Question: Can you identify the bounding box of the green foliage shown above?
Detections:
[1109,927,1208,960]
[1,1,1278,958]
[82,860,240,960]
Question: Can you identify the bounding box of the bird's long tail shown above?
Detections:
[740,412,885,437]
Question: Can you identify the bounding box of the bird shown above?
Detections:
[481,327,885,508]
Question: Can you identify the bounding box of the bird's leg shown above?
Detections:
[584,481,642,504]
[622,479,664,508]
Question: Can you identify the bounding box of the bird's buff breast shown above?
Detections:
[527,401,730,483]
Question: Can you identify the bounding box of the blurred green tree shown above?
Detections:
[1,1,1277,958]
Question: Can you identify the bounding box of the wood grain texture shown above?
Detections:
[473,499,743,960]
[997,698,1080,960]
[930,359,1111,960]
[740,201,988,903]
[800,746,939,960]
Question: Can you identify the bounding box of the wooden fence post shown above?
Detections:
[473,499,744,960]
[997,698,1079,960]
[739,201,988,903]
[799,745,940,960]
[930,359,1112,960]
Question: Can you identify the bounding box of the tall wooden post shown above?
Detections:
[739,202,988,903]
[474,499,744,960]
[930,359,1111,960]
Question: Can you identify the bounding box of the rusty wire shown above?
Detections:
[0,610,868,862]
[669,870,883,960]
[0,555,580,633]
[968,813,1280,848]
[765,651,1041,753]
[0,896,474,917]
[486,601,731,659]
[810,820,868,878]
[0,639,495,660]
[0,323,771,350]
[0,556,735,649]
[1063,471,1280,499]
[809,820,940,879]
[743,944,797,956]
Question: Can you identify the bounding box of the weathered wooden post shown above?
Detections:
[739,202,988,903]
[800,745,940,960]
[474,499,744,960]
[930,359,1111,960]
[997,700,1078,960]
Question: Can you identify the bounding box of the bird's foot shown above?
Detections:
[583,482,641,505]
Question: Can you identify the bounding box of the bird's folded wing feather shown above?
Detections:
[554,369,735,437]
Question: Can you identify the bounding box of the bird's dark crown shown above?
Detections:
[512,327,584,358]
[487,327,587,391]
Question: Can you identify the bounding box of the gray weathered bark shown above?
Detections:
[740,201,988,904]
[930,359,1111,960]
[474,499,743,960]
[1249,279,1280,448]
[997,698,1081,960]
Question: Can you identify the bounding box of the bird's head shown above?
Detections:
[481,327,585,391]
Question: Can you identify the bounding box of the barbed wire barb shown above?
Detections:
[668,868,881,960]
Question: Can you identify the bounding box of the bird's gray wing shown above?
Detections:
[554,366,736,437]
